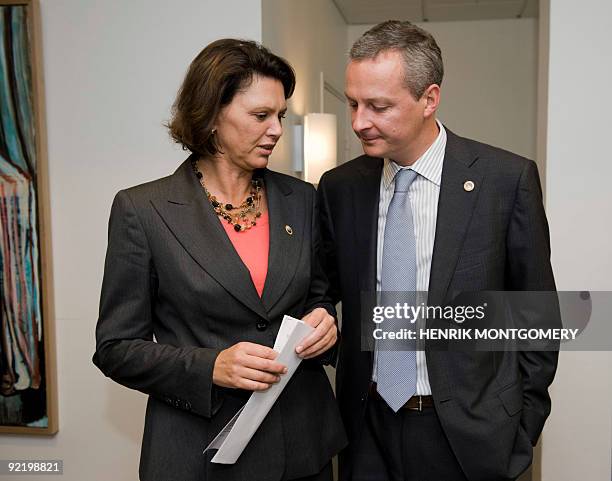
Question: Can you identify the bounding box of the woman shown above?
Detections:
[93,39,346,481]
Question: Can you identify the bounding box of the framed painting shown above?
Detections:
[0,0,56,434]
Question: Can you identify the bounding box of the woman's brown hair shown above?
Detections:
[167,39,295,156]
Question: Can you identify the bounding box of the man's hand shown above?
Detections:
[297,307,338,359]
[213,342,287,391]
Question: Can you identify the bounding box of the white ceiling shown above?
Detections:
[332,0,539,24]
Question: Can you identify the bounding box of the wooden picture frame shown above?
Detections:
[0,0,57,435]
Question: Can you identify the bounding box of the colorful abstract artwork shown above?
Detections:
[0,0,55,434]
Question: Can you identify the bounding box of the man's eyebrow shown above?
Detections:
[344,94,392,103]
[367,97,392,103]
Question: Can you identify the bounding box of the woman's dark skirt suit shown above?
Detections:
[93,157,347,481]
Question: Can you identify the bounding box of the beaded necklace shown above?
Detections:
[191,159,263,232]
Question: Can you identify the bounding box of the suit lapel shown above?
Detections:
[428,131,485,307]
[354,157,384,294]
[151,157,269,320]
[260,170,303,313]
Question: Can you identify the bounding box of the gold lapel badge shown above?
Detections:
[285,225,294,236]
[463,180,475,192]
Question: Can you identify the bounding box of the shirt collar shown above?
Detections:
[383,119,446,189]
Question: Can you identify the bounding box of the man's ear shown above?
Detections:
[422,84,441,118]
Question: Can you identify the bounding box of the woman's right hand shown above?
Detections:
[213,342,288,391]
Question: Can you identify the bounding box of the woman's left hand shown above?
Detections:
[296,308,338,359]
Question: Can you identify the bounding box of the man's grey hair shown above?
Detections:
[350,20,443,100]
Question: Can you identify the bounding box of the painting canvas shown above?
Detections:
[0,0,56,434]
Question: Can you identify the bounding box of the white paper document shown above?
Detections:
[204,315,314,464]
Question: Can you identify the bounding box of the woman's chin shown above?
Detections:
[249,156,270,170]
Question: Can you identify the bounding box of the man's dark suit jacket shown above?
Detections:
[317,129,559,481]
[93,158,347,481]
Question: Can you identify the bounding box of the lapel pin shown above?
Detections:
[463,180,475,192]
[285,225,293,235]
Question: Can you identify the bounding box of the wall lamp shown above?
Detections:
[292,113,337,185]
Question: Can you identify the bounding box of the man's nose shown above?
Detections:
[352,107,373,134]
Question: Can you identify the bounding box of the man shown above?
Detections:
[317,21,558,481]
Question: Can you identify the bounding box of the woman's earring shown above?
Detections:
[211,128,217,135]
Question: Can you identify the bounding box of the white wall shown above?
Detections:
[541,0,612,479]
[348,19,538,163]
[262,0,348,175]
[0,1,261,480]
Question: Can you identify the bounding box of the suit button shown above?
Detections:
[256,320,269,331]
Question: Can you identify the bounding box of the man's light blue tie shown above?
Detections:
[376,168,418,412]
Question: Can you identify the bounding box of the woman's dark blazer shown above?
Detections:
[93,156,347,481]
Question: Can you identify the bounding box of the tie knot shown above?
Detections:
[394,169,418,192]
